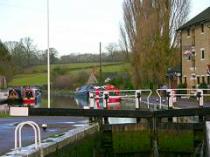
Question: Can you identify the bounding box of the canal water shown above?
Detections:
[0,93,139,110]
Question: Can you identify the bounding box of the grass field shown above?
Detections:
[9,73,47,86]
[9,62,129,86]
[23,62,125,74]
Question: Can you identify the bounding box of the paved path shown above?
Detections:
[0,116,88,155]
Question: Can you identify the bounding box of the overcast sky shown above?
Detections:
[0,0,210,56]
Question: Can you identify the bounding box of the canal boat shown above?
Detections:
[96,84,121,109]
[75,84,121,109]
[7,88,22,103]
[74,85,95,97]
[22,87,41,106]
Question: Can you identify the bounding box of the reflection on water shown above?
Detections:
[0,94,139,124]
[0,93,145,111]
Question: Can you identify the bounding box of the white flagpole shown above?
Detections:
[47,0,50,108]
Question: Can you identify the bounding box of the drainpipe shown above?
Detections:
[180,31,183,84]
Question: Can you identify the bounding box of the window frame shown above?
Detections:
[207,76,210,84]
[201,48,205,60]
[184,76,187,84]
[197,76,200,84]
[202,76,205,83]
[187,28,190,36]
[201,24,204,33]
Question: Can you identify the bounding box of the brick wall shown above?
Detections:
[181,24,210,88]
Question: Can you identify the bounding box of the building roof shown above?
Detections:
[178,7,210,30]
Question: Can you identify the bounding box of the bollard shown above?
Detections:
[135,90,141,110]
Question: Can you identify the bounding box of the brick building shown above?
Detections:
[178,7,210,88]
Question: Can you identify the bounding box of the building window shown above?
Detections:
[187,28,190,36]
[201,49,205,59]
[179,76,182,84]
[184,76,187,84]
[201,24,204,33]
[202,76,205,83]
[188,55,191,60]
[207,76,210,84]
[197,76,200,84]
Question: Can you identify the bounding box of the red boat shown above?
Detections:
[95,84,121,109]
[22,88,35,105]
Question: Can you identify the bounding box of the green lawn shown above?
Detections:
[9,73,47,86]
[24,62,124,74]
[9,62,129,86]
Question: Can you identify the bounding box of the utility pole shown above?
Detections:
[99,42,102,85]
[47,0,50,108]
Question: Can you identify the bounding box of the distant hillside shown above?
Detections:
[9,62,130,86]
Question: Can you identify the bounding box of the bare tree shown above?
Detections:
[121,0,190,88]
[119,25,130,61]
[20,37,37,66]
[106,43,118,62]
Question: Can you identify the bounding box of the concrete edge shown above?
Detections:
[1,123,99,157]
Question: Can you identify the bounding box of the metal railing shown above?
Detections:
[156,88,210,109]
[89,89,152,110]
[15,121,41,150]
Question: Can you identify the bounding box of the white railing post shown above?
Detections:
[103,91,109,109]
[156,89,162,109]
[135,90,141,110]
[146,89,152,109]
[166,89,173,109]
[89,92,95,123]
[196,89,204,107]
[89,92,95,109]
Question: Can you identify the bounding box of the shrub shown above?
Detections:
[52,71,89,90]
[198,83,208,89]
[177,83,187,94]
[109,75,134,90]
[76,71,89,85]
[53,75,74,89]
[51,66,67,81]
[198,83,208,94]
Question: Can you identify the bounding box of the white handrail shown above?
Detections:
[18,123,38,148]
[156,89,162,109]
[156,88,210,109]
[15,121,41,150]
[147,89,153,108]
[90,89,152,109]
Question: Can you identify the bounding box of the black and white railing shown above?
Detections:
[156,88,210,109]
[88,89,152,110]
